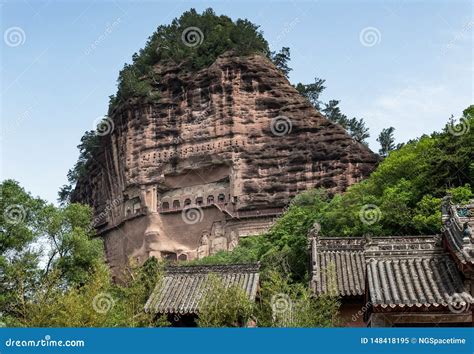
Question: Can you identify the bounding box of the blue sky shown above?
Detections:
[1,0,472,204]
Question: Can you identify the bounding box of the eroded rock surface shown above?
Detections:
[72,53,378,278]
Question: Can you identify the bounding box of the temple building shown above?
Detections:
[309,196,473,327]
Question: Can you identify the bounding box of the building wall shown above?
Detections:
[338,301,366,327]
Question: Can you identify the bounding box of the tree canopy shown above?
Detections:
[377,127,396,157]
[0,180,166,327]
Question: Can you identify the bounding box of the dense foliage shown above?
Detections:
[1,180,102,315]
[197,271,339,328]
[253,270,339,327]
[197,274,254,327]
[0,180,166,327]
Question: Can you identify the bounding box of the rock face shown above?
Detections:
[72,52,378,278]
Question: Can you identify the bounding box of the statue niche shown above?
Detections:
[210,222,227,254]
[197,232,210,259]
[228,231,239,251]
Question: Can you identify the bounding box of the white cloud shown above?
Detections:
[355,81,471,150]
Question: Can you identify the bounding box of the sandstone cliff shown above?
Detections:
[72,52,378,278]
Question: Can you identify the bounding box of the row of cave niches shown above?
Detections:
[158,193,236,213]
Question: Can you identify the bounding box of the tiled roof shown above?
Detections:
[310,237,365,296]
[144,263,260,314]
[364,235,444,258]
[365,236,472,308]
[310,234,472,310]
[367,255,471,308]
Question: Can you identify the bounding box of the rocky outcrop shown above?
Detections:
[72,52,378,278]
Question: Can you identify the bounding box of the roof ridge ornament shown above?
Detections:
[308,222,321,239]
[307,222,321,249]
[363,233,373,245]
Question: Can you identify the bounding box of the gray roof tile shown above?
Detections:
[311,237,365,296]
[367,255,471,308]
[145,263,260,314]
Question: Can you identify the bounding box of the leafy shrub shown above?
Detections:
[255,270,339,327]
[197,274,254,327]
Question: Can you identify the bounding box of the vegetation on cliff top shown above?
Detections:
[107,8,271,113]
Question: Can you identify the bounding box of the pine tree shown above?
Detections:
[321,100,348,128]
[295,78,326,110]
[347,117,370,144]
[271,47,292,78]
[377,127,396,157]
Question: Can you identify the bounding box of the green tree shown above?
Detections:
[7,248,167,327]
[1,180,105,325]
[296,81,371,143]
[40,202,103,285]
[1,180,46,321]
[255,270,339,327]
[197,274,254,327]
[270,47,292,78]
[447,184,473,204]
[59,130,100,203]
[377,127,396,157]
[295,78,326,110]
[347,117,370,144]
[321,100,348,128]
